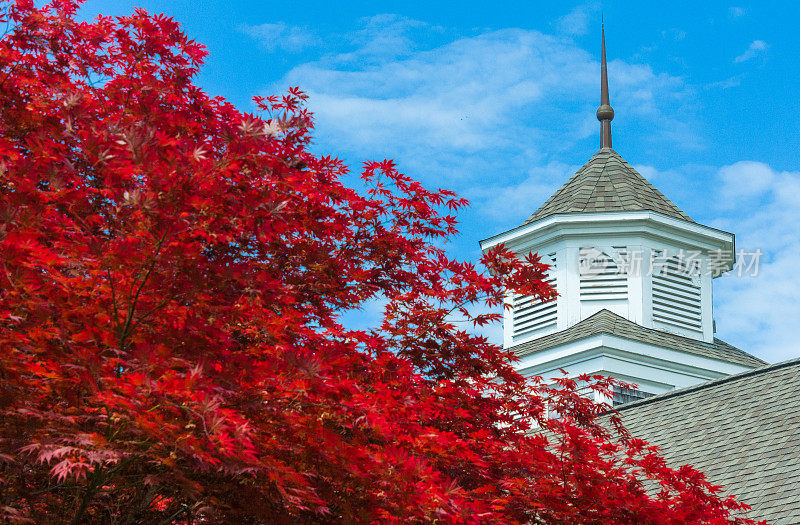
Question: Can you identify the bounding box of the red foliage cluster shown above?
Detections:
[0,1,758,523]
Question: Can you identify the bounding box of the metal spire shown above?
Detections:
[597,21,614,149]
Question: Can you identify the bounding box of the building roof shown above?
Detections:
[616,358,800,523]
[510,309,767,369]
[524,148,694,225]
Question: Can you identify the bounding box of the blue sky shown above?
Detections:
[80,1,800,362]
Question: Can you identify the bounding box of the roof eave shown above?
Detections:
[481,210,733,255]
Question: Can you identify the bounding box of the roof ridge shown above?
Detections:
[524,150,605,221]
[612,152,690,220]
[613,357,800,412]
[528,150,603,218]
[608,151,644,208]
[576,149,613,214]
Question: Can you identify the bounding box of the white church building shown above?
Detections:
[480,26,800,522]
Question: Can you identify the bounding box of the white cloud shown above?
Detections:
[556,4,598,37]
[241,22,320,53]
[632,164,662,181]
[466,162,574,224]
[718,161,775,205]
[712,162,800,362]
[342,14,435,61]
[272,16,697,189]
[734,39,768,63]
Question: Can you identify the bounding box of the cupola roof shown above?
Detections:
[524,148,693,225]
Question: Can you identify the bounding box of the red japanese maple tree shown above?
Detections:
[0,1,757,523]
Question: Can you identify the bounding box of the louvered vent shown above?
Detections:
[580,247,628,301]
[652,255,702,333]
[512,252,557,338]
[612,386,655,407]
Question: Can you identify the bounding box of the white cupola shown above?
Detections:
[479,25,766,403]
[480,148,735,348]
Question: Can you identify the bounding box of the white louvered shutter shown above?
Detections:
[580,247,628,302]
[652,254,702,333]
[512,252,557,337]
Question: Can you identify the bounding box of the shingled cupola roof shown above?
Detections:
[524,24,693,226]
[511,309,765,369]
[524,148,694,224]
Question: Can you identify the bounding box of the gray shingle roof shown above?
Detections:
[616,359,800,523]
[510,309,766,369]
[525,148,694,224]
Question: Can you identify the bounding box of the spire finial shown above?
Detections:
[597,20,614,149]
